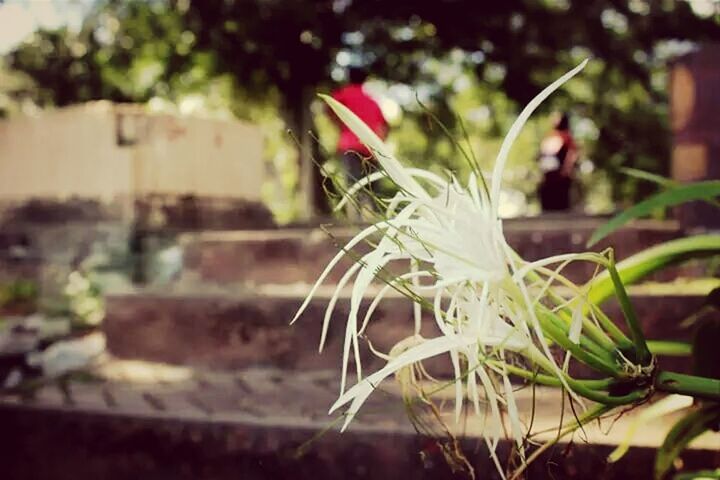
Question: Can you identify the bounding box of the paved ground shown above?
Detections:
[0,359,717,480]
[4,359,718,449]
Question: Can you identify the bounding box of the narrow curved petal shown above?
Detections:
[490,59,588,214]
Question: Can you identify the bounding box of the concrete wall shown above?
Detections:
[128,110,264,200]
[0,102,264,205]
[0,103,132,202]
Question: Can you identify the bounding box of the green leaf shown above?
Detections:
[655,404,720,480]
[673,469,720,480]
[608,394,694,463]
[647,340,693,357]
[586,235,720,307]
[620,167,677,188]
[588,181,720,247]
[621,168,720,211]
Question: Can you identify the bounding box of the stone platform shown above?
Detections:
[101,216,707,376]
[2,216,716,479]
[103,286,708,374]
[0,363,717,480]
[179,218,685,287]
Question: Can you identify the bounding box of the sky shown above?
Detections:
[0,0,93,54]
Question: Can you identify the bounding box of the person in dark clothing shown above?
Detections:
[538,112,578,211]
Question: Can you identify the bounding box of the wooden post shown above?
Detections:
[669,44,720,228]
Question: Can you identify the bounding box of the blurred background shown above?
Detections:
[1,0,718,221]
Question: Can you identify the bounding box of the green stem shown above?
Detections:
[647,340,692,357]
[542,307,618,364]
[654,371,720,401]
[570,382,648,406]
[496,362,614,390]
[523,346,646,405]
[587,301,634,351]
[537,311,622,377]
[672,471,720,480]
[607,250,652,366]
[507,247,619,353]
[539,272,620,352]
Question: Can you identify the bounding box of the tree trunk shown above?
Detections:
[284,87,329,220]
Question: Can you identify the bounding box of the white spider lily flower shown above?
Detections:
[292,61,591,463]
[407,179,508,284]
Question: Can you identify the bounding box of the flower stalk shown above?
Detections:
[606,251,653,366]
[654,371,720,401]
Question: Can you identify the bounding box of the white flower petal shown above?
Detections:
[331,335,476,431]
[503,371,525,454]
[321,94,429,199]
[490,59,588,213]
[320,261,362,352]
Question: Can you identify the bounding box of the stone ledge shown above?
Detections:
[103,290,710,373]
[178,219,686,287]
[0,366,717,480]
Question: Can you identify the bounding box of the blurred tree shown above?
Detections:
[6,0,720,214]
[7,1,196,106]
[350,0,720,202]
[183,0,349,215]
[0,60,38,117]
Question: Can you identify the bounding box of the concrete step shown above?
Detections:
[103,286,711,373]
[0,364,716,480]
[104,287,429,373]
[178,218,687,287]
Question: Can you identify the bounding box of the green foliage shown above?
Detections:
[588,181,720,246]
[673,468,720,480]
[587,235,720,306]
[0,279,39,308]
[588,190,720,479]
[7,1,197,106]
[354,1,719,202]
[673,470,720,480]
[654,404,720,480]
[621,166,676,188]
[62,271,105,327]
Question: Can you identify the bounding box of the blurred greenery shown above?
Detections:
[1,0,719,221]
[0,278,39,314]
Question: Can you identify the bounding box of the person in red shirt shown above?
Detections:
[537,112,578,211]
[329,67,388,187]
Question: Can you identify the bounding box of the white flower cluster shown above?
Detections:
[293,60,594,472]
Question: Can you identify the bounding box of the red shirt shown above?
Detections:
[330,84,387,156]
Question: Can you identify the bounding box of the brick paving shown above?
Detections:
[2,360,718,450]
[0,361,718,479]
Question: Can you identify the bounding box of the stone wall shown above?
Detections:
[0,102,265,205]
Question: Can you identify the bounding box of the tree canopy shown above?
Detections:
[4,0,719,217]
